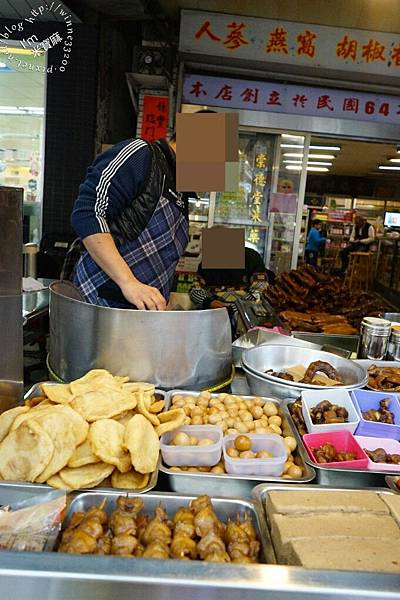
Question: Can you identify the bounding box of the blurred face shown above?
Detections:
[314,222,321,230]
[355,216,364,228]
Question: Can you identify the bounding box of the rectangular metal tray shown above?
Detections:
[0,382,162,495]
[282,398,400,487]
[61,490,275,564]
[251,482,398,550]
[293,332,359,353]
[160,391,315,497]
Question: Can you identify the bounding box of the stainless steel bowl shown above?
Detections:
[242,344,368,400]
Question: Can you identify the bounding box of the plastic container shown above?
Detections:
[223,433,287,477]
[303,430,369,470]
[301,389,360,434]
[351,389,400,441]
[160,425,222,467]
[354,435,400,472]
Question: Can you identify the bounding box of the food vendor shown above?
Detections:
[69,133,191,310]
[339,214,376,273]
[305,219,327,266]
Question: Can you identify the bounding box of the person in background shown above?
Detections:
[305,219,327,267]
[339,214,376,273]
[189,246,275,310]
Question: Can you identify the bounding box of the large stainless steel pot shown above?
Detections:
[242,344,368,400]
[48,281,232,390]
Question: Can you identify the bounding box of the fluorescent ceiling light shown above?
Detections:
[281,143,341,151]
[310,144,341,151]
[0,62,6,68]
[286,165,329,172]
[389,158,400,163]
[280,143,305,149]
[283,159,332,166]
[379,165,400,171]
[283,152,336,159]
[281,134,304,140]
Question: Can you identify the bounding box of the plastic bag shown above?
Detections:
[0,490,66,552]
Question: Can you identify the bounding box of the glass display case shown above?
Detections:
[213,131,275,259]
[181,125,308,274]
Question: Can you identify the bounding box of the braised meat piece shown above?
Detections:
[301,361,341,384]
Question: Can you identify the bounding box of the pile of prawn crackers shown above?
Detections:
[0,370,186,491]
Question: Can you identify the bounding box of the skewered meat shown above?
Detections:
[142,540,170,559]
[301,361,341,384]
[141,505,172,546]
[96,533,112,555]
[60,528,98,554]
[170,534,197,560]
[203,551,231,562]
[111,534,138,556]
[189,495,212,514]
[110,512,137,537]
[58,495,262,564]
[197,531,226,559]
[194,506,224,538]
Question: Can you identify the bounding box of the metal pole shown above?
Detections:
[291,133,310,269]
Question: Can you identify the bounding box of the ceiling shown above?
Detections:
[308,136,400,177]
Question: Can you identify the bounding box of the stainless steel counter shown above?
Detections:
[1,551,399,600]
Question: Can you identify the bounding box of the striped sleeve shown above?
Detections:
[71,140,151,239]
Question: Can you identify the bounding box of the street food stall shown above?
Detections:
[1,285,400,599]
[1,194,400,600]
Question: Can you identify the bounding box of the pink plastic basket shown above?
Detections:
[303,430,369,470]
[354,435,400,473]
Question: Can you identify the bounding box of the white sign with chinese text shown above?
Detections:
[182,74,400,125]
[179,10,400,78]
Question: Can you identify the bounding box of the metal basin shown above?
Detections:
[48,281,232,390]
[242,344,368,400]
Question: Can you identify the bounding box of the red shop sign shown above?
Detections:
[141,95,169,141]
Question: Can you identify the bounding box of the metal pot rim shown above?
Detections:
[241,344,368,389]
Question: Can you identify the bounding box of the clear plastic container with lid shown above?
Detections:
[223,433,287,476]
[357,317,392,360]
[387,326,400,361]
[160,425,223,467]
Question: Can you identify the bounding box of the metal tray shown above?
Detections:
[61,490,274,564]
[0,383,162,495]
[293,332,359,353]
[252,483,398,568]
[251,483,398,540]
[160,391,315,497]
[282,399,399,487]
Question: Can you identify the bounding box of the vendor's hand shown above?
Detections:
[120,280,166,311]
[210,300,228,309]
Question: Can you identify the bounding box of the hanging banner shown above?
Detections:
[182,73,400,125]
[180,10,400,78]
[140,95,169,141]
